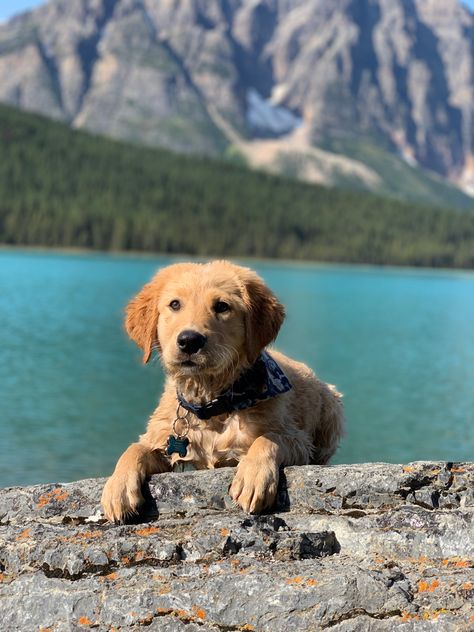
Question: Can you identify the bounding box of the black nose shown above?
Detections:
[177,330,207,355]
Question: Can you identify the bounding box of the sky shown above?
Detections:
[1,0,474,21]
[1,0,43,21]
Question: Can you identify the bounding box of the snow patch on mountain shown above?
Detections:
[246,89,302,137]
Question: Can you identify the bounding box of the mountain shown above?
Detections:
[2,103,474,267]
[1,0,474,207]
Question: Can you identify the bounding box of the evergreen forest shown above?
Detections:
[1,104,474,268]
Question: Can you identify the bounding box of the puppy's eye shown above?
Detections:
[169,299,181,311]
[214,301,230,314]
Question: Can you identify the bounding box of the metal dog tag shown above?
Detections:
[166,435,189,457]
[167,404,191,457]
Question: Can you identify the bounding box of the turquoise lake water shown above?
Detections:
[0,250,473,487]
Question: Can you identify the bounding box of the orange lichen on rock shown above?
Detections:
[36,488,69,508]
[401,611,420,622]
[78,617,93,626]
[286,576,303,585]
[402,609,448,623]
[220,527,230,536]
[78,531,102,539]
[16,528,31,541]
[401,555,431,567]
[56,531,103,546]
[192,606,206,619]
[442,558,473,568]
[418,579,440,593]
[421,609,448,620]
[455,560,472,568]
[135,526,160,537]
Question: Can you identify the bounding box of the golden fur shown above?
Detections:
[101,261,344,522]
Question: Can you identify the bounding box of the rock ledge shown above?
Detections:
[1,462,473,631]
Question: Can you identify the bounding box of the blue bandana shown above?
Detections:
[176,351,292,420]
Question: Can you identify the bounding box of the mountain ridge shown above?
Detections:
[1,0,474,206]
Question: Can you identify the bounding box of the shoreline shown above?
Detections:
[2,243,474,278]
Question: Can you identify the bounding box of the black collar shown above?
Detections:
[176,351,292,421]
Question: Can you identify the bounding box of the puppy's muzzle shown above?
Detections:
[177,330,207,355]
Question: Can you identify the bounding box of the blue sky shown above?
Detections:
[1,0,43,21]
[1,0,474,21]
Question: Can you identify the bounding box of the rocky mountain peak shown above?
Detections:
[0,0,473,200]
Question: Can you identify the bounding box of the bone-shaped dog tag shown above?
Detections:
[166,435,190,457]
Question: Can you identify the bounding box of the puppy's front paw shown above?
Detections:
[229,459,279,514]
[101,471,144,523]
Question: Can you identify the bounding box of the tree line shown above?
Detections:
[1,103,474,268]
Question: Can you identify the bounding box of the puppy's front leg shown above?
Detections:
[229,433,286,514]
[101,443,169,523]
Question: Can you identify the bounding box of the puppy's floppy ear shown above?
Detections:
[240,268,285,363]
[125,263,196,364]
[125,281,159,364]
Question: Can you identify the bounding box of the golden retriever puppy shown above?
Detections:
[101,261,344,522]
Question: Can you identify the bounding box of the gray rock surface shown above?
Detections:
[1,0,474,197]
[1,462,474,631]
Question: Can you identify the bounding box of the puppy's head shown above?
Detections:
[125,261,284,378]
